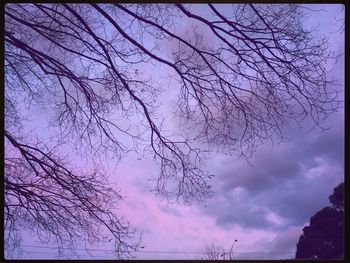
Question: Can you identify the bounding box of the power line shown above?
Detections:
[21,245,114,252]
[21,251,60,255]
[19,245,294,255]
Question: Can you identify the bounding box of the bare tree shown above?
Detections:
[4,3,341,258]
[202,240,238,260]
[202,243,224,260]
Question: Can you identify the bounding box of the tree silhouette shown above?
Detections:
[329,182,344,210]
[202,240,238,260]
[295,183,344,259]
[202,243,224,260]
[4,3,341,258]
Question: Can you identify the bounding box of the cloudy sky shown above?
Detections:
[9,3,344,260]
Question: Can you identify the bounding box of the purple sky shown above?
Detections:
[7,4,344,260]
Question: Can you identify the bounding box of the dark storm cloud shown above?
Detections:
[201,111,344,230]
[215,200,271,229]
[220,153,302,194]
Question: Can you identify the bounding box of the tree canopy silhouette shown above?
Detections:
[295,183,344,259]
[4,3,341,258]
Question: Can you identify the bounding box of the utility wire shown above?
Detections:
[19,244,294,255]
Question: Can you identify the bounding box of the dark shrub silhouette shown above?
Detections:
[295,183,344,259]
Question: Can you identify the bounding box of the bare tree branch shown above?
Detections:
[4,3,341,258]
[202,243,224,260]
[4,131,141,258]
